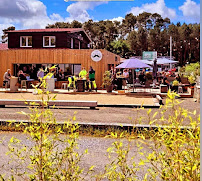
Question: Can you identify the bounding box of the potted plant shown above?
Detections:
[172,80,179,92]
[102,71,113,92]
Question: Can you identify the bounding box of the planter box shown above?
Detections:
[160,84,168,93]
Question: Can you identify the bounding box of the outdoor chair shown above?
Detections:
[178,85,183,93]
[21,80,27,90]
[3,80,8,90]
[61,83,68,89]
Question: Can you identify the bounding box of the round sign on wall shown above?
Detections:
[91,50,102,62]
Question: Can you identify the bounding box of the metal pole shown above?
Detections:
[170,36,172,69]
[132,69,134,92]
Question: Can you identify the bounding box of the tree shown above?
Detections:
[110,40,130,58]
[1,26,15,43]
[127,30,139,55]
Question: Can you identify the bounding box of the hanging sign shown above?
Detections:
[91,50,102,62]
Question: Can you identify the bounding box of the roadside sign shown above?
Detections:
[142,51,157,60]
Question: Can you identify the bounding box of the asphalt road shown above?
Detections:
[0,98,199,126]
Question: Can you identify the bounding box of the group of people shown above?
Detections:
[161,71,182,89]
[77,66,97,92]
[3,69,27,88]
[109,67,147,90]
[3,66,97,91]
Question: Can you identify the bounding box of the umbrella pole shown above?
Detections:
[132,69,134,92]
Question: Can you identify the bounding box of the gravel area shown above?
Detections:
[0,132,148,180]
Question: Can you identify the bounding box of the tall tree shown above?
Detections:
[1,26,15,43]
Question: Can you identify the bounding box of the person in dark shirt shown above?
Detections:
[88,66,97,92]
[138,71,146,84]
[17,70,27,87]
[176,74,181,83]
[162,72,170,88]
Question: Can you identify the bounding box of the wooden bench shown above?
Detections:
[0,99,97,109]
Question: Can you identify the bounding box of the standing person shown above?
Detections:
[3,69,11,87]
[88,66,97,92]
[67,75,77,91]
[79,67,87,79]
[37,68,44,81]
[79,67,88,90]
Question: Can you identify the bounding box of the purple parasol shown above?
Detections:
[115,58,151,92]
[115,58,152,69]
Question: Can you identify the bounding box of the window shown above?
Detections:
[20,36,32,47]
[71,38,74,49]
[43,36,56,47]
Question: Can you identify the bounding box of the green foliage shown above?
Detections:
[137,90,200,180]
[104,138,139,180]
[110,40,130,58]
[172,80,179,86]
[102,70,113,87]
[1,26,15,43]
[180,62,200,84]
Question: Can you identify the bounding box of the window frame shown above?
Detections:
[43,36,56,47]
[20,36,32,47]
[71,38,74,49]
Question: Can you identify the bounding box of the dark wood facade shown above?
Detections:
[8,31,90,49]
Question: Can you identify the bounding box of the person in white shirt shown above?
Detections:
[3,69,11,87]
[123,69,129,81]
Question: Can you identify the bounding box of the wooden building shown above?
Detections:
[0,28,120,88]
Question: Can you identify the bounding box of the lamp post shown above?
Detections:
[170,36,172,69]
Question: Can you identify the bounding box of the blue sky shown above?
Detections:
[0,0,200,39]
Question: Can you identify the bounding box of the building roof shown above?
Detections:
[0,43,8,50]
[6,28,84,33]
[6,28,92,42]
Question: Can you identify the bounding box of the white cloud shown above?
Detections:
[0,0,107,42]
[128,0,176,20]
[179,0,200,23]
[110,17,124,22]
[65,2,107,23]
[0,0,66,41]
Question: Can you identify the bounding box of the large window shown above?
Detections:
[43,36,56,47]
[20,36,32,47]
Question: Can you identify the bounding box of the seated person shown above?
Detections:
[3,69,11,87]
[123,69,129,81]
[17,70,27,86]
[162,72,170,87]
[58,69,65,81]
[138,72,146,84]
[176,74,181,83]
